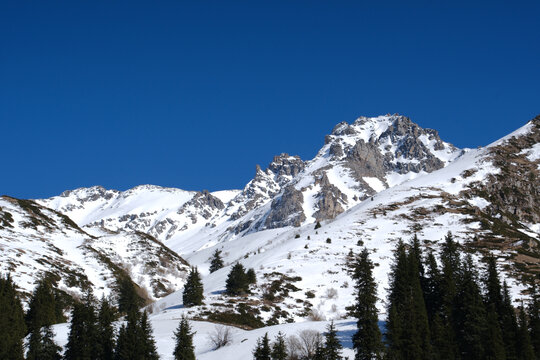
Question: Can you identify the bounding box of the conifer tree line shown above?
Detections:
[349,232,540,360]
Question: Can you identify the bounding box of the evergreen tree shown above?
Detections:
[437,231,461,358]
[501,281,519,360]
[209,249,224,273]
[64,290,99,360]
[253,333,271,360]
[324,321,343,360]
[271,332,287,360]
[528,282,540,357]
[246,268,257,285]
[313,340,326,360]
[0,274,26,360]
[430,313,455,360]
[182,267,204,307]
[139,310,160,360]
[173,316,196,360]
[225,263,249,296]
[484,256,518,359]
[454,256,487,359]
[96,296,117,360]
[424,251,442,324]
[484,304,506,360]
[25,277,57,333]
[516,303,535,360]
[385,240,408,358]
[26,325,62,360]
[117,276,144,315]
[386,239,431,359]
[114,323,130,360]
[114,311,140,360]
[351,248,383,360]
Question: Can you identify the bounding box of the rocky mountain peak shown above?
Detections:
[267,153,305,185]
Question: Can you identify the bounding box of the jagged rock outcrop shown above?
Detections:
[263,185,306,229]
[467,116,540,225]
[268,153,305,185]
[312,173,347,221]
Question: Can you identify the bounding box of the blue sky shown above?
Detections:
[1,1,539,198]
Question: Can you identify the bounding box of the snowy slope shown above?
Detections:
[0,196,190,301]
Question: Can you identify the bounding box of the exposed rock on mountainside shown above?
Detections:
[0,196,190,301]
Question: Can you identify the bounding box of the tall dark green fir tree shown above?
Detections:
[139,310,160,360]
[0,274,26,360]
[351,248,383,360]
[25,277,57,333]
[96,296,117,360]
[225,263,249,296]
[253,333,271,360]
[528,281,540,357]
[117,276,144,315]
[182,267,204,307]
[324,321,343,360]
[209,249,224,273]
[454,255,487,359]
[173,316,196,360]
[516,303,535,360]
[271,332,287,360]
[64,290,99,360]
[26,325,62,360]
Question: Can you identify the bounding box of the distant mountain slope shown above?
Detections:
[0,196,190,301]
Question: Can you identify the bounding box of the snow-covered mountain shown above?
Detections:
[0,196,190,302]
[37,115,463,244]
[2,114,539,330]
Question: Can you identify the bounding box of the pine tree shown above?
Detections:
[114,323,130,360]
[246,268,257,285]
[25,277,57,333]
[484,256,519,359]
[501,281,518,360]
[209,249,224,273]
[528,282,540,357]
[96,296,117,360]
[271,332,287,360]
[454,255,487,359]
[182,267,204,307]
[424,251,441,324]
[253,333,271,360]
[351,248,383,360]
[437,231,461,358]
[173,316,196,360]
[26,325,62,360]
[324,321,343,360]
[139,310,160,360]
[226,263,249,296]
[516,303,535,360]
[117,276,144,315]
[484,304,506,360]
[386,239,431,359]
[0,274,26,360]
[115,311,140,360]
[64,290,99,360]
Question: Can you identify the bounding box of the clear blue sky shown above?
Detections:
[1,1,539,199]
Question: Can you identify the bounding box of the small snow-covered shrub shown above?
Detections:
[208,325,232,349]
[307,308,326,321]
[324,287,338,299]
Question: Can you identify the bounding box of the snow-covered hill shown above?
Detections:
[3,114,539,335]
[0,196,190,302]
